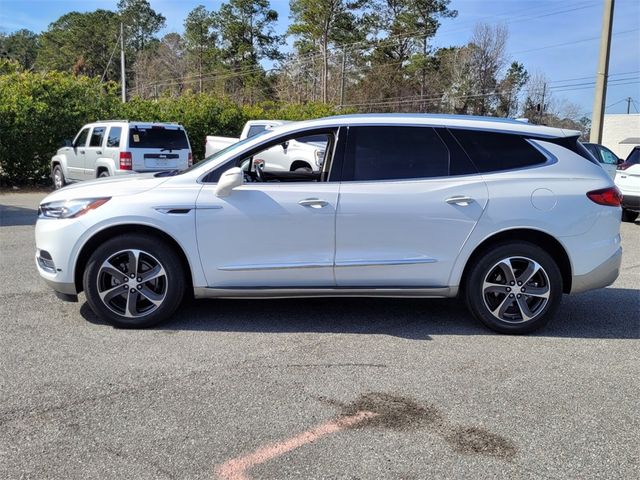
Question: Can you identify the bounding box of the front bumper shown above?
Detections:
[571,247,622,294]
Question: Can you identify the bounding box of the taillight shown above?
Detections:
[188,152,193,168]
[617,161,631,171]
[119,152,132,170]
[587,187,622,207]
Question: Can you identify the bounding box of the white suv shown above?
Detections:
[51,121,192,189]
[35,114,622,334]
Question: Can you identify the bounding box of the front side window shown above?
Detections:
[206,129,337,183]
[89,127,106,147]
[107,127,122,148]
[343,126,452,181]
[598,147,618,165]
[451,129,547,173]
[74,128,90,148]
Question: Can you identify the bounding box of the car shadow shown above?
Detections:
[0,204,38,227]
[80,287,639,340]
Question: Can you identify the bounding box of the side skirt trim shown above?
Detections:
[193,286,458,299]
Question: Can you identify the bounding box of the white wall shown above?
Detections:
[601,114,640,159]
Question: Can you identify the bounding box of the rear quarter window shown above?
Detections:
[451,129,547,173]
[129,126,189,149]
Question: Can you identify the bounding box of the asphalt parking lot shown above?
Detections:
[1,190,638,480]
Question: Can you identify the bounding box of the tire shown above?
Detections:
[464,242,562,334]
[621,208,638,223]
[52,165,66,190]
[294,166,313,173]
[98,170,109,178]
[83,234,186,328]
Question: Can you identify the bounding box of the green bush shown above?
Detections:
[0,65,347,186]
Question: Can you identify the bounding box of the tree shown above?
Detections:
[36,10,122,80]
[133,33,188,98]
[496,62,528,117]
[217,0,283,102]
[0,29,39,70]
[467,23,508,115]
[289,0,364,103]
[117,0,166,53]
[184,5,220,93]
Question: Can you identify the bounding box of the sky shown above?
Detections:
[1,0,638,117]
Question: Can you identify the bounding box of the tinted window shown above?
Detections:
[89,127,106,147]
[129,126,189,149]
[626,148,639,165]
[452,130,547,172]
[344,126,450,181]
[74,128,90,147]
[246,125,266,138]
[107,126,122,148]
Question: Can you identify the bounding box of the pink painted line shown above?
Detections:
[215,410,378,480]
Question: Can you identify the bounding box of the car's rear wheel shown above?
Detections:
[52,165,66,190]
[83,234,185,328]
[464,242,562,334]
[621,208,638,222]
[98,170,109,178]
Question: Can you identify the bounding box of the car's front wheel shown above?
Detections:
[464,242,562,334]
[83,234,185,328]
[52,165,66,190]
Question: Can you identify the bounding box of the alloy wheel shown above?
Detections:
[97,249,168,318]
[482,256,551,324]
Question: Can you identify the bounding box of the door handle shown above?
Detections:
[96,150,102,154]
[79,150,85,154]
[446,195,474,206]
[299,198,328,208]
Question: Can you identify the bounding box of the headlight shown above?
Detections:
[38,198,111,219]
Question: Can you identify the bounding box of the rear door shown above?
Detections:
[127,125,191,172]
[84,125,106,179]
[335,125,488,287]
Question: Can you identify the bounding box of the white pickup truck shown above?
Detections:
[205,120,325,172]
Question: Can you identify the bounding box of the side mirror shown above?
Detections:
[281,141,289,151]
[215,167,243,197]
[617,157,624,165]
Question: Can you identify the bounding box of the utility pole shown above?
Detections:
[538,83,546,124]
[120,22,126,103]
[590,0,615,143]
[627,96,632,114]
[340,47,347,109]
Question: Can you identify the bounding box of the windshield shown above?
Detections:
[172,131,269,176]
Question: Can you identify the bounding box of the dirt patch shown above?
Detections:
[321,392,517,460]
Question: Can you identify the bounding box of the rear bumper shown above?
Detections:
[621,194,640,212]
[571,247,622,294]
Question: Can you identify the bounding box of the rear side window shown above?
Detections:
[107,127,122,148]
[89,127,106,147]
[343,126,451,181]
[246,125,267,138]
[129,126,189,149]
[451,129,547,173]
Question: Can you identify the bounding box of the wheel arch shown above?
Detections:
[290,159,312,171]
[95,158,116,177]
[74,224,194,295]
[459,228,572,294]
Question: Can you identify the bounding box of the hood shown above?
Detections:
[42,173,168,204]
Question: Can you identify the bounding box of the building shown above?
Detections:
[601,114,640,159]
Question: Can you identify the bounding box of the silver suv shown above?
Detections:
[51,121,193,189]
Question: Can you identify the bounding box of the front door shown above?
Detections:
[335,125,489,287]
[67,127,90,181]
[195,128,340,288]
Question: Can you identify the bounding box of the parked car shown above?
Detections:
[35,114,622,334]
[615,145,640,222]
[206,120,325,173]
[51,121,193,189]
[583,142,621,179]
